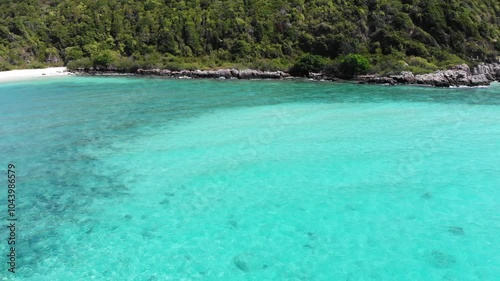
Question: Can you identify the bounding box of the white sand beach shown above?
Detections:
[0,67,71,82]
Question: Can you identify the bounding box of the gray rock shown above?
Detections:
[309,72,338,81]
[415,72,450,87]
[217,69,233,78]
[366,76,397,85]
[77,66,289,80]
[260,71,282,79]
[230,69,239,77]
[80,62,500,85]
[46,53,61,64]
[238,69,259,79]
[472,63,500,82]
[470,74,490,86]
[452,64,471,75]
[191,69,207,78]
[442,69,468,81]
[137,68,168,76]
[390,71,415,83]
[363,63,499,87]
[475,63,493,75]
[278,71,290,78]
[159,69,171,76]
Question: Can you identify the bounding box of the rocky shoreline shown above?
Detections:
[72,62,500,87]
[358,63,500,87]
[77,68,291,80]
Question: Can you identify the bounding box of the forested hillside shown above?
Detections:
[1,0,499,73]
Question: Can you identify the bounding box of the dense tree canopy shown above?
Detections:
[0,0,499,71]
[339,54,371,77]
[289,54,326,76]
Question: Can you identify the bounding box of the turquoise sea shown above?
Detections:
[0,77,499,280]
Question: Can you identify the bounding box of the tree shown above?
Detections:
[339,54,371,77]
[0,0,499,70]
[92,50,118,68]
[231,39,251,58]
[289,54,326,77]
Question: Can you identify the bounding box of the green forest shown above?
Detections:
[1,0,499,75]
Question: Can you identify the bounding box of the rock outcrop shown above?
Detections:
[134,68,289,80]
[472,63,500,81]
[390,71,416,84]
[361,63,499,87]
[75,62,500,87]
[359,75,397,85]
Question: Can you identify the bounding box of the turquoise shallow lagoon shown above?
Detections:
[0,77,499,280]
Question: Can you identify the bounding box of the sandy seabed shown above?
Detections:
[0,67,71,82]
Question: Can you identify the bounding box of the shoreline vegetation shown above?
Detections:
[75,63,500,87]
[71,59,500,87]
[1,1,499,86]
[1,62,499,87]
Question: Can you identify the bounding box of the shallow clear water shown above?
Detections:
[0,77,499,280]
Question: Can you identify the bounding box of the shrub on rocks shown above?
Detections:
[289,54,326,77]
[339,54,371,77]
